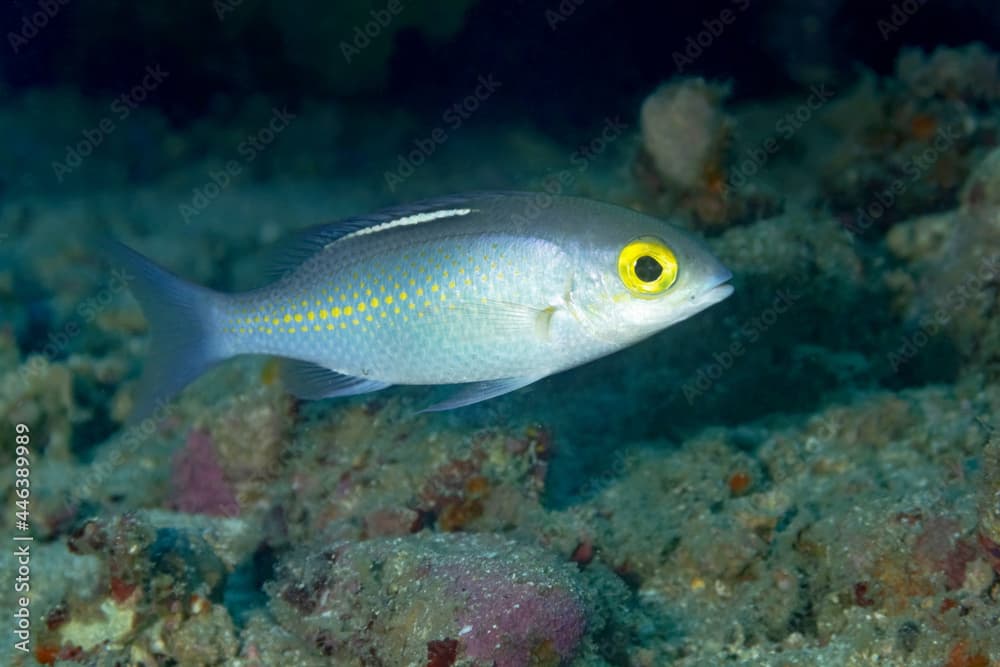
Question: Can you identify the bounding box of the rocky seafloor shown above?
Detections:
[2,43,1000,666]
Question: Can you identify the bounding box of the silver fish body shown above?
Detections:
[112,192,733,416]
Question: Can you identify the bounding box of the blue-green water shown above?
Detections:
[2,2,1000,665]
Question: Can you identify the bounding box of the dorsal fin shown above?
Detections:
[264,192,514,279]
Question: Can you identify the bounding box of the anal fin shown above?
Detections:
[419,375,544,412]
[280,359,390,400]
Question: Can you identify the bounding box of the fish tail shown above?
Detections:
[104,241,226,422]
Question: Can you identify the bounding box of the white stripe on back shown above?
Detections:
[332,208,474,246]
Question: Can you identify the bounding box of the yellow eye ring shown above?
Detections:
[617,236,678,295]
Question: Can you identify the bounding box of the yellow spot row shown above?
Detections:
[226,271,496,335]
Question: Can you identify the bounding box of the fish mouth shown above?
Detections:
[702,283,734,305]
[692,268,734,308]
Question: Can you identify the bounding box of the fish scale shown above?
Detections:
[216,232,575,383]
[109,192,733,419]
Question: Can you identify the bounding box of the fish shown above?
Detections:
[109,191,733,419]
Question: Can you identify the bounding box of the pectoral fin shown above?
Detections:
[419,375,544,412]
[447,299,557,341]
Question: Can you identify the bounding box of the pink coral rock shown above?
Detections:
[170,429,240,517]
[267,533,600,665]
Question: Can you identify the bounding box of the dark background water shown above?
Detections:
[4,0,998,139]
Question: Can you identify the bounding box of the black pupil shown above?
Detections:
[634,255,663,282]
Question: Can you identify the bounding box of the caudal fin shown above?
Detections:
[105,241,224,422]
